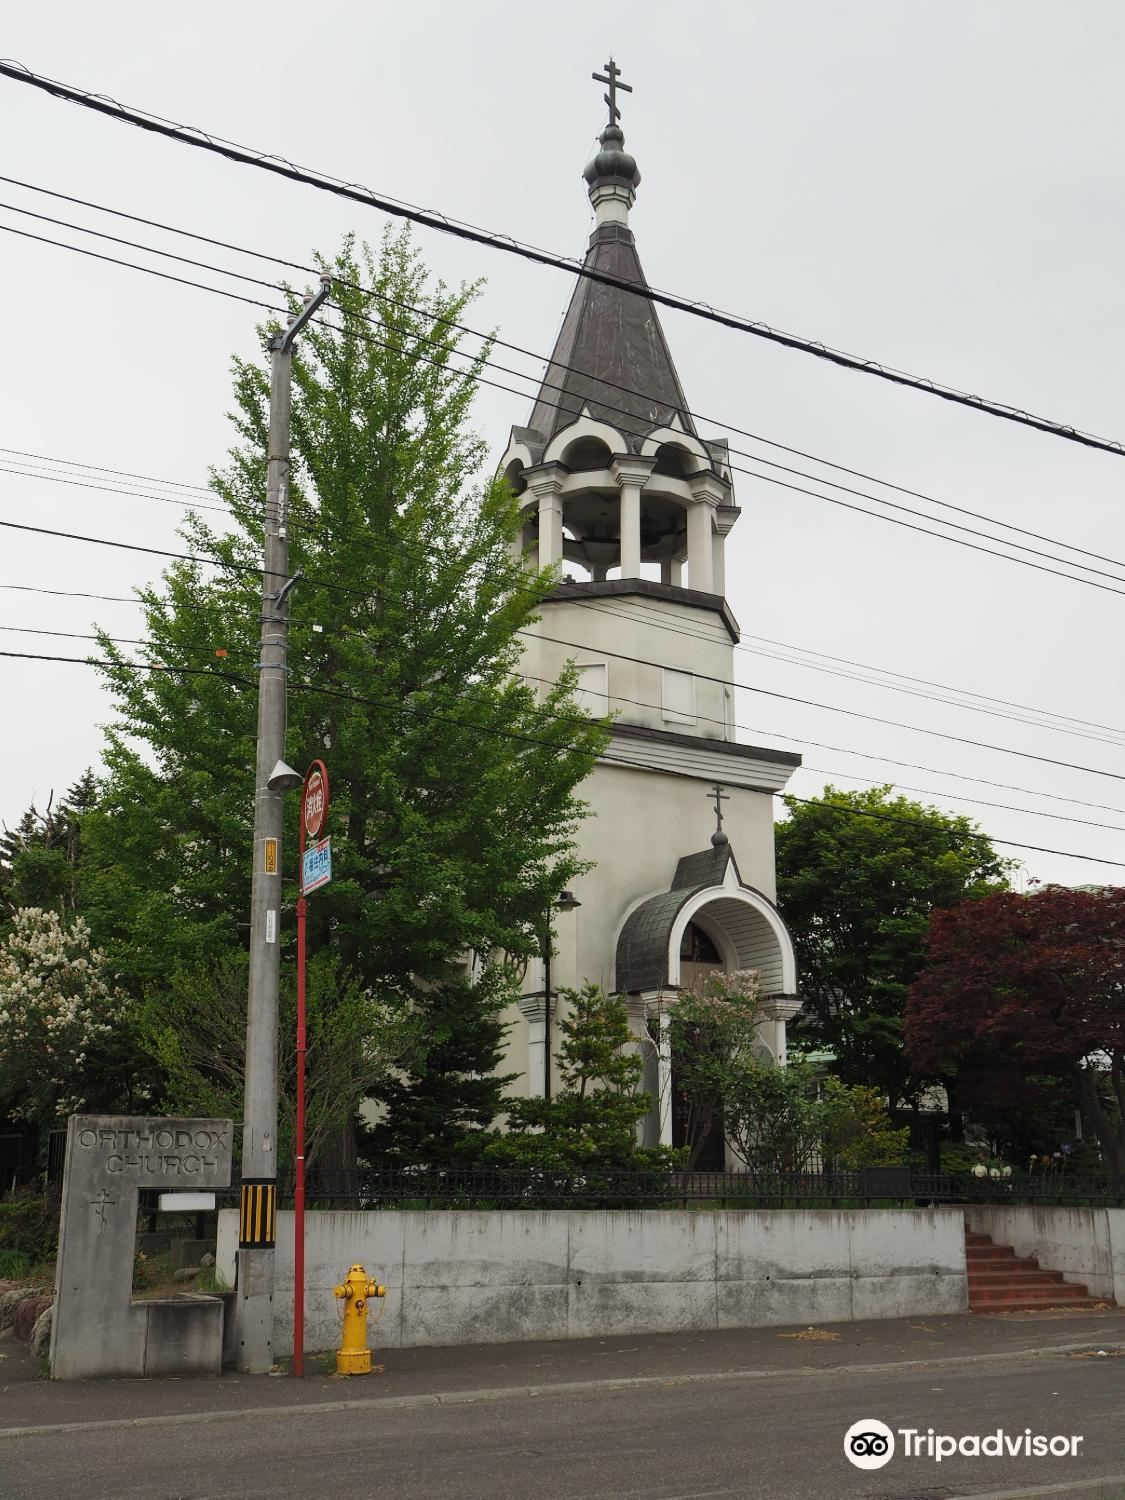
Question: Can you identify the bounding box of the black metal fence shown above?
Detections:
[286,1165,1125,1212]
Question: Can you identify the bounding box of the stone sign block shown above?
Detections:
[50,1115,233,1380]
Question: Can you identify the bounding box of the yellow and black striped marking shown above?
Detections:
[239,1180,277,1248]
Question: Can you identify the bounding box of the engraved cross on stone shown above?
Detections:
[87,1189,116,1234]
[708,783,730,834]
[592,58,632,127]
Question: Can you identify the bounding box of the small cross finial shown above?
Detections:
[708,783,730,835]
[592,58,632,129]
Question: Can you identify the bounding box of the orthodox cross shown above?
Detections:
[708,783,730,835]
[592,58,632,127]
[87,1189,116,1234]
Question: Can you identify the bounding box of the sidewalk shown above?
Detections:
[3,1303,1124,1437]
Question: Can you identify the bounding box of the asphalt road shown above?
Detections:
[3,1344,1125,1500]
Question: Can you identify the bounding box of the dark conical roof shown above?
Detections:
[526,224,699,453]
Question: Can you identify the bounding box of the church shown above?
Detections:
[495,64,804,1162]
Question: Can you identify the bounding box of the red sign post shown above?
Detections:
[294,759,328,1379]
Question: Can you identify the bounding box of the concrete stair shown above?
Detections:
[966,1229,1104,1313]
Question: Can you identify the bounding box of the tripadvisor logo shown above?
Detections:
[844,1419,895,1470]
[845,1419,1084,1470]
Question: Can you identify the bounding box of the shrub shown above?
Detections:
[0,1189,60,1267]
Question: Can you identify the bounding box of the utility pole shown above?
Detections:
[236,275,331,1374]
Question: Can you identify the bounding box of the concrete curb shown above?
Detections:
[2,1336,1123,1442]
[951,1476,1125,1499]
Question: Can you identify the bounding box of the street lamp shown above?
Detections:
[267,760,303,792]
[542,890,581,1101]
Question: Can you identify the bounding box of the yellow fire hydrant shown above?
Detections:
[333,1263,386,1375]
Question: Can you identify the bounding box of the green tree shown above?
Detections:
[820,1080,910,1169]
[1,773,98,920]
[362,965,518,1164]
[664,969,764,1169]
[87,229,607,1165]
[143,952,422,1174]
[486,984,671,1169]
[776,786,1009,1108]
[723,1059,910,1174]
[723,1054,829,1174]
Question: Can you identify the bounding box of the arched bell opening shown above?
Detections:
[516,498,539,562]
[651,442,700,479]
[560,435,614,473]
[502,459,528,497]
[560,487,621,582]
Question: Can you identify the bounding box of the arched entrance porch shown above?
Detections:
[615,844,801,1155]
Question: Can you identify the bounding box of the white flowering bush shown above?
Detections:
[0,908,126,1122]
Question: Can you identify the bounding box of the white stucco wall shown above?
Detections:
[521,594,736,744]
[504,757,782,1100]
[566,761,780,991]
[217,1207,967,1355]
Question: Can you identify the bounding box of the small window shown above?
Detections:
[575,662,608,717]
[662,668,695,725]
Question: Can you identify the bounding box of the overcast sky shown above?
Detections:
[1,1,1123,886]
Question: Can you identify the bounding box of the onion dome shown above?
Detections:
[583,124,641,192]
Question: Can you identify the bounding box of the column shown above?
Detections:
[686,500,713,593]
[619,482,641,579]
[518,991,552,1098]
[610,456,654,581]
[624,996,651,1146]
[711,529,726,597]
[522,463,567,574]
[661,555,683,586]
[688,474,727,594]
[538,491,563,572]
[656,1010,674,1147]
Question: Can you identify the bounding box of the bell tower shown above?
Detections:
[496,65,801,1120]
[497,61,744,749]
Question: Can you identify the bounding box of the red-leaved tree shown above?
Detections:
[904,885,1125,1176]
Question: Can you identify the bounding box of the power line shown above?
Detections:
[796,764,1125,835]
[525,624,1125,783]
[578,597,1125,748]
[4,175,1121,583]
[779,791,1123,869]
[5,219,1124,605]
[8,486,1125,785]
[6,429,1125,751]
[7,585,1120,818]
[0,461,233,517]
[5,643,1124,870]
[4,195,1123,594]
[507,668,1125,832]
[3,201,1122,599]
[0,516,268,577]
[0,515,384,606]
[0,440,212,494]
[3,228,1122,795]
[0,582,141,604]
[741,631,1125,740]
[2,59,1123,458]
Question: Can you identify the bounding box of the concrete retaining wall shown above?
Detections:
[216,1207,968,1354]
[963,1205,1121,1301]
[1109,1212,1125,1307]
